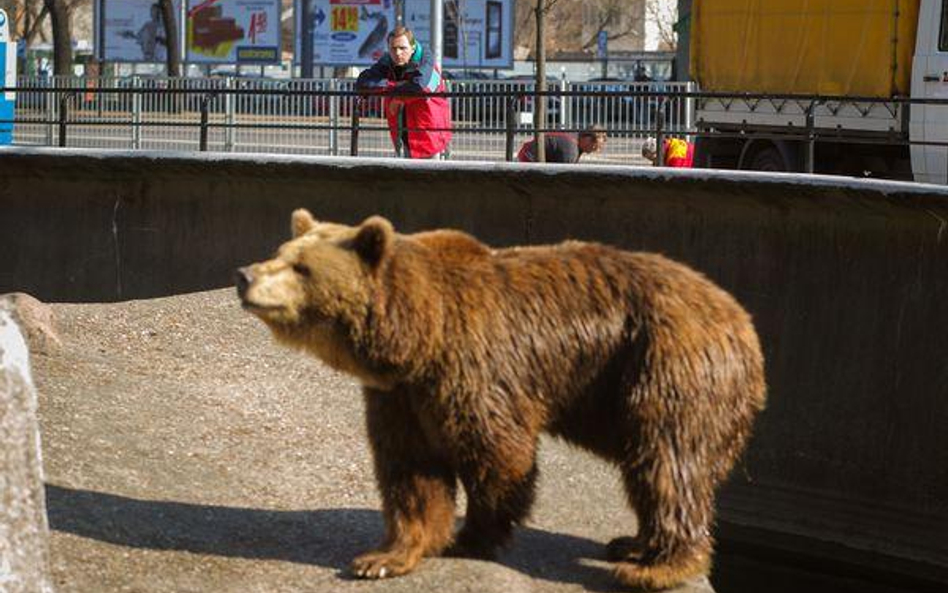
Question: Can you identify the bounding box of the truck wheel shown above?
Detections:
[747,146,790,172]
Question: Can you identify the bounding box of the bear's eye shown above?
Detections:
[292,263,311,277]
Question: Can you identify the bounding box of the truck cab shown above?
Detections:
[692,0,948,185]
[911,0,948,184]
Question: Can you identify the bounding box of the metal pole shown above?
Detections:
[656,97,667,167]
[329,79,339,156]
[131,77,142,149]
[179,0,188,75]
[558,76,567,130]
[301,0,314,78]
[395,0,405,26]
[684,81,696,141]
[804,99,817,173]
[224,78,235,152]
[431,0,443,68]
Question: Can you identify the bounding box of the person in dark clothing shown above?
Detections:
[516,129,606,163]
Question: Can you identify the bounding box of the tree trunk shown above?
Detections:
[159,0,181,77]
[534,0,546,162]
[43,0,71,76]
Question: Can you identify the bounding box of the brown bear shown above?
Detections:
[236,209,766,590]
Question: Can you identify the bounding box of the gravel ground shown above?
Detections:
[29,288,712,593]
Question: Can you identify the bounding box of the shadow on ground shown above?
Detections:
[46,483,617,591]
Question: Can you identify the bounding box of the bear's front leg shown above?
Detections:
[450,436,539,560]
[351,389,457,579]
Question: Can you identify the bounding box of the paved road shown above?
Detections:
[31,289,711,593]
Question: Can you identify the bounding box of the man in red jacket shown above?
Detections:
[356,26,452,159]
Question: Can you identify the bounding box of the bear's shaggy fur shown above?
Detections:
[237,210,766,590]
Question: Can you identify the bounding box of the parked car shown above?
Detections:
[497,75,561,126]
[570,78,670,127]
[442,70,493,81]
[441,70,499,124]
[440,72,560,126]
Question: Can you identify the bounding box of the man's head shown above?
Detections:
[578,128,607,155]
[387,26,416,67]
[641,137,658,164]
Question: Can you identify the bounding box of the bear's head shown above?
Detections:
[236,209,396,387]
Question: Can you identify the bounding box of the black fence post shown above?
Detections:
[505,93,517,161]
[395,104,405,158]
[58,91,77,148]
[199,92,215,152]
[351,96,361,157]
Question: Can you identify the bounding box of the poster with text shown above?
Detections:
[187,0,281,64]
[96,0,183,63]
[295,0,513,69]
[296,0,395,67]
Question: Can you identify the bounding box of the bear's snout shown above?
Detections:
[235,267,253,300]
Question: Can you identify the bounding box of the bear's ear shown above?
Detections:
[354,216,394,267]
[291,209,317,238]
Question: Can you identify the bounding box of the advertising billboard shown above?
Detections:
[95,0,183,63]
[404,0,513,68]
[0,9,15,145]
[186,0,281,64]
[296,0,514,68]
[303,0,394,66]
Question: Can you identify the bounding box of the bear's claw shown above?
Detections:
[350,550,419,579]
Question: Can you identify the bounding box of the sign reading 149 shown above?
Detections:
[331,6,359,31]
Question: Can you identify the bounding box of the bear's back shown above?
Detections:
[412,229,492,262]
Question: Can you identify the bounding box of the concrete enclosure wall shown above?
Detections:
[2,147,947,584]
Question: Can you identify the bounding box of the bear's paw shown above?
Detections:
[350,548,422,579]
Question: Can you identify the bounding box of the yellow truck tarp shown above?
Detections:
[690,0,920,97]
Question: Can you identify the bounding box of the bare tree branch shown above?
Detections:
[516,0,647,57]
[646,0,678,51]
[26,5,50,43]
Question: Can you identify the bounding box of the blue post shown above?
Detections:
[0,9,16,145]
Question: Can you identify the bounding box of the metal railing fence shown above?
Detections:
[5,75,695,164]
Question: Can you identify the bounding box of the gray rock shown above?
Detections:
[0,306,54,593]
[0,294,60,356]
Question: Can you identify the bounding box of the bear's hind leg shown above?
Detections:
[352,390,457,579]
[611,445,715,589]
[613,549,712,591]
[450,452,538,560]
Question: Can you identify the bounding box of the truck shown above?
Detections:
[690,0,948,185]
